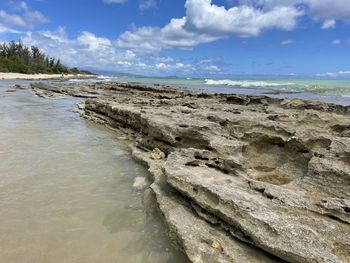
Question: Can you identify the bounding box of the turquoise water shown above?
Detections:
[87,76,350,105]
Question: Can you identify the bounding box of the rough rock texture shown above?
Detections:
[31,81,350,263]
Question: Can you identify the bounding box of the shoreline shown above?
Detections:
[0,72,96,80]
[30,81,350,263]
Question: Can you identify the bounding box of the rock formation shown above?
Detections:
[31,81,350,263]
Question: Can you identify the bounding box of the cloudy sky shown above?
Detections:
[0,0,349,77]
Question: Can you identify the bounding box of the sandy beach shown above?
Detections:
[0,72,96,80]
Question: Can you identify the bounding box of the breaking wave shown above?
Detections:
[204,79,294,87]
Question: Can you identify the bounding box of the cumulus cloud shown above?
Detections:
[0,2,49,30]
[77,31,113,51]
[317,70,350,78]
[240,0,350,27]
[21,28,133,69]
[184,0,302,37]
[116,17,221,53]
[19,28,205,75]
[0,24,21,34]
[104,0,128,3]
[23,11,49,29]
[321,19,336,29]
[205,65,220,72]
[11,1,29,11]
[0,10,26,27]
[113,0,350,54]
[18,26,231,75]
[116,0,303,53]
[307,0,350,23]
[281,39,295,45]
[139,0,157,11]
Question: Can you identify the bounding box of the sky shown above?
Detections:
[0,0,350,78]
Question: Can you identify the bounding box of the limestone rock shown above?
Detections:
[32,80,350,263]
[150,148,166,160]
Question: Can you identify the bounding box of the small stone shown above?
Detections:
[132,177,148,191]
[150,148,166,160]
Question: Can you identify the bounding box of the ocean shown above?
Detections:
[70,76,350,106]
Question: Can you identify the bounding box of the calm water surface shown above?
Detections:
[0,80,187,263]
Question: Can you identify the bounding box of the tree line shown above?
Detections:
[0,41,93,75]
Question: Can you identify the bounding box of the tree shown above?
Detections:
[0,41,94,75]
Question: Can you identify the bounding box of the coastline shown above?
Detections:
[0,72,96,80]
[30,81,350,263]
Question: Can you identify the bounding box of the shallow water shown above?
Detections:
[0,80,187,263]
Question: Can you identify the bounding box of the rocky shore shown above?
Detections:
[31,81,350,263]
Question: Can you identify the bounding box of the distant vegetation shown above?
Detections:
[0,41,93,75]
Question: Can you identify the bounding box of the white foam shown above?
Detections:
[204,79,294,87]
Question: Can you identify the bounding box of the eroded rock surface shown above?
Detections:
[31,82,350,263]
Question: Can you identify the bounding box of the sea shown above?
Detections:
[70,76,350,106]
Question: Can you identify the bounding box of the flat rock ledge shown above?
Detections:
[31,82,350,263]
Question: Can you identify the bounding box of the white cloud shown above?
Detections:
[0,24,21,34]
[104,0,157,11]
[21,28,122,69]
[112,0,350,55]
[139,0,157,11]
[321,19,336,29]
[206,65,220,71]
[0,3,49,30]
[124,50,136,60]
[116,0,303,53]
[0,10,26,27]
[332,39,341,45]
[241,0,350,26]
[317,70,350,78]
[184,0,302,37]
[13,26,234,76]
[307,0,350,23]
[14,1,29,10]
[77,31,112,51]
[116,17,221,53]
[19,28,200,74]
[104,0,128,3]
[23,11,49,29]
[155,62,192,71]
[281,39,295,45]
[155,62,167,70]
[199,58,214,64]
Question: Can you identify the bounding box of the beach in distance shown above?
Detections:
[0,72,96,80]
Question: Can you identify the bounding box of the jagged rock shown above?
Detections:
[164,149,349,263]
[32,81,350,263]
[151,181,282,263]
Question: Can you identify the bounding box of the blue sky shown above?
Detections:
[0,0,350,77]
